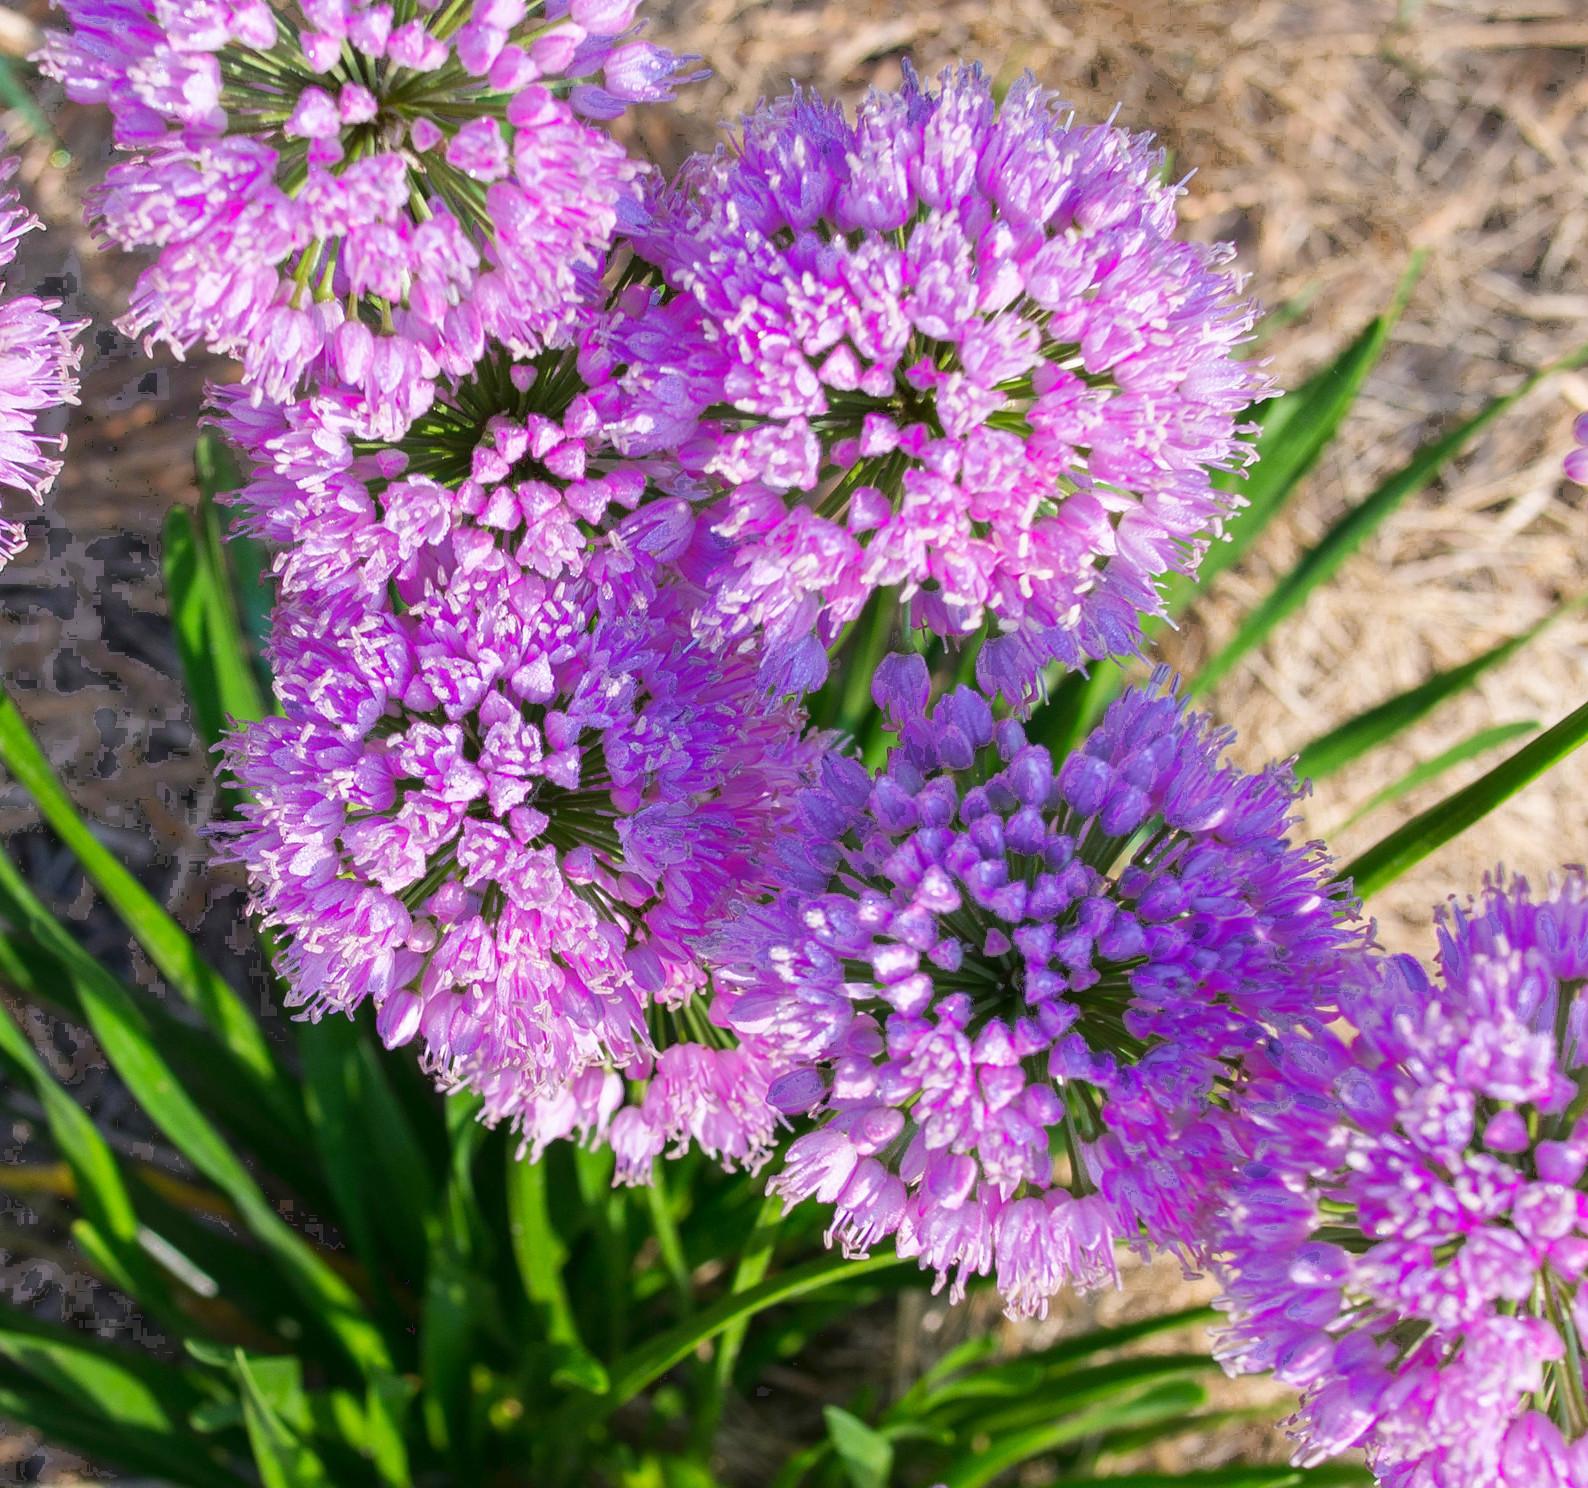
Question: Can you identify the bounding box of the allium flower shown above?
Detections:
[606,64,1270,699]
[208,341,703,605]
[219,560,808,1105]
[0,153,85,565]
[479,1037,783,1185]
[1567,413,1588,485]
[41,0,697,435]
[710,658,1359,1318]
[1215,872,1588,1487]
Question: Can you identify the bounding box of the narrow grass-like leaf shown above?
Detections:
[1344,698,1588,898]
[0,928,322,1198]
[0,992,184,1327]
[693,1195,780,1448]
[1176,253,1424,606]
[1192,345,1588,697]
[235,1352,332,1488]
[0,1301,207,1429]
[939,1378,1207,1488]
[824,1405,893,1488]
[1296,601,1577,779]
[1036,1469,1371,1488]
[1335,721,1539,831]
[0,847,390,1375]
[0,686,302,1144]
[504,1150,608,1392]
[592,1250,907,1418]
[0,1379,246,1488]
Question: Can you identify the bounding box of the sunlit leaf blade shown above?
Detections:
[0,989,186,1328]
[505,1150,608,1393]
[1192,343,1588,698]
[0,847,390,1376]
[0,1303,207,1431]
[1335,720,1539,831]
[1296,601,1578,779]
[235,1352,332,1488]
[1179,251,1425,604]
[939,1378,1207,1488]
[193,430,274,663]
[824,1405,893,1488]
[0,927,322,1203]
[1344,698,1588,898]
[0,1379,245,1488]
[0,685,301,1143]
[1041,1469,1371,1488]
[591,1250,907,1418]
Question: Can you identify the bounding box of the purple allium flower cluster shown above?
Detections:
[1216,872,1588,1487]
[219,557,809,1115]
[41,0,695,435]
[0,152,85,566]
[209,339,702,605]
[606,64,1270,699]
[709,657,1359,1317]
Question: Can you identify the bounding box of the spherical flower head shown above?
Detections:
[207,338,705,605]
[710,657,1358,1318]
[606,64,1271,700]
[1215,871,1588,1486]
[0,153,86,565]
[41,0,700,435]
[218,559,809,1104]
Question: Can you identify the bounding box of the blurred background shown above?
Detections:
[0,0,1585,1479]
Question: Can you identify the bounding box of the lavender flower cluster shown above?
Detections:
[31,8,1588,1482]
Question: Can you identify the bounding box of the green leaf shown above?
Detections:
[0,1379,246,1488]
[364,1372,415,1488]
[1296,601,1578,779]
[824,1405,894,1488]
[193,429,274,662]
[1181,253,1425,605]
[1032,1468,1372,1488]
[0,995,183,1328]
[1335,721,1539,831]
[298,1014,432,1304]
[693,1195,781,1449]
[0,685,304,1148]
[938,1378,1207,1488]
[0,1302,207,1431]
[592,1250,907,1419]
[1344,697,1588,897]
[505,1150,606,1392]
[0,928,326,1208]
[1192,343,1588,697]
[0,847,390,1376]
[235,1351,331,1488]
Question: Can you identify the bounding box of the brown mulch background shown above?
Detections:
[1,0,1586,1479]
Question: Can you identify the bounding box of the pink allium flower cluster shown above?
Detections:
[709,659,1359,1317]
[219,558,810,1118]
[209,340,703,605]
[0,152,85,566]
[605,64,1271,698]
[40,0,695,436]
[1216,872,1588,1488]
